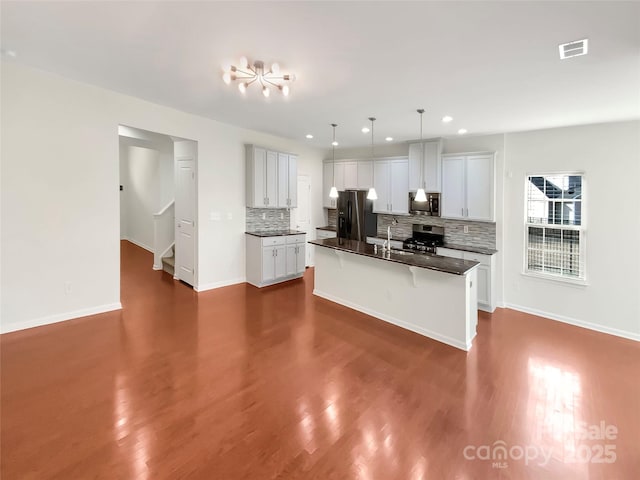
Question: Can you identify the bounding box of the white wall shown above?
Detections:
[0,62,324,332]
[120,145,167,250]
[503,121,640,340]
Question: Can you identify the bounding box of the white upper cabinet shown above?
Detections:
[409,139,442,192]
[343,161,358,190]
[372,158,409,215]
[277,153,297,208]
[246,145,297,209]
[441,153,495,221]
[357,160,373,189]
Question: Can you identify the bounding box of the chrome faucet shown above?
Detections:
[386,217,398,252]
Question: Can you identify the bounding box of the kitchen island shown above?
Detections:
[310,238,480,351]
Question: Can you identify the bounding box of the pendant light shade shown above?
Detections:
[415,108,427,202]
[366,117,378,200]
[329,123,339,199]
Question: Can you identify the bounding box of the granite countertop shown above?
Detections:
[245,230,306,237]
[441,243,498,255]
[316,226,337,232]
[310,238,479,275]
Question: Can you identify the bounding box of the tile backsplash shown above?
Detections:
[377,214,496,250]
[246,208,290,232]
[327,209,337,228]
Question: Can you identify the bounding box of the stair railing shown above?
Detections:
[153,199,175,269]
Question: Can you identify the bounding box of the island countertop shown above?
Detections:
[309,238,479,275]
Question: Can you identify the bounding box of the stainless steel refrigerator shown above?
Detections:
[337,190,377,241]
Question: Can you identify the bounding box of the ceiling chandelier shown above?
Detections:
[222,57,296,97]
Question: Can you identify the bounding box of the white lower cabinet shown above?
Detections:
[247,234,306,287]
[437,247,496,312]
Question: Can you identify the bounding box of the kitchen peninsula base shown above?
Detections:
[312,241,478,351]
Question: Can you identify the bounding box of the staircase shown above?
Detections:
[161,247,175,276]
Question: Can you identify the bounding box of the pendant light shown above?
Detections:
[414,108,428,202]
[366,117,378,200]
[329,123,339,198]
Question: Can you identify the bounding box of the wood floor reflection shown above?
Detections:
[1,241,638,479]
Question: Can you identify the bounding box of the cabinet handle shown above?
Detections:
[461,208,464,216]
[465,208,469,217]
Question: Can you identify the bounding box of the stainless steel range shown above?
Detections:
[402,225,444,254]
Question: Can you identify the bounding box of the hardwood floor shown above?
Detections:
[2,241,638,479]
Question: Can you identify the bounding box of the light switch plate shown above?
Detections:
[210,212,221,221]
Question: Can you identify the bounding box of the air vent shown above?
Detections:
[559,39,589,59]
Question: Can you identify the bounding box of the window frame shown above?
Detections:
[522,171,587,286]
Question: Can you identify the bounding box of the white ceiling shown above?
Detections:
[2,1,639,148]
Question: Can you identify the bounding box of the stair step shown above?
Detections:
[162,255,175,276]
[162,256,175,267]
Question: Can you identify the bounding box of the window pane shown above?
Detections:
[525,174,584,281]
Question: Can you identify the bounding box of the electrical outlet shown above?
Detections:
[262,213,266,220]
[65,281,72,295]
[463,225,469,234]
[280,212,284,220]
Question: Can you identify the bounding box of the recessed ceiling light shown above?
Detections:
[305,134,313,139]
[458,129,467,135]
[361,127,370,133]
[442,116,453,123]
[385,137,393,142]
[559,39,588,59]
[332,141,339,146]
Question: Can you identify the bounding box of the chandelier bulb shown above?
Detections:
[262,86,270,97]
[238,82,247,94]
[222,72,231,85]
[239,56,249,68]
[281,85,290,96]
[271,63,280,75]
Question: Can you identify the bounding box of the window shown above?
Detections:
[525,174,585,282]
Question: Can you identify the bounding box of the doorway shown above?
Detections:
[118,125,198,288]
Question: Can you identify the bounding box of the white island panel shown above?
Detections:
[313,246,477,351]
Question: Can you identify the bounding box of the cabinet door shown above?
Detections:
[286,245,297,276]
[274,246,286,278]
[357,160,373,189]
[288,155,298,208]
[334,162,345,192]
[343,162,358,190]
[474,264,490,307]
[265,151,278,207]
[251,147,267,207]
[390,159,409,214]
[372,160,390,213]
[424,140,442,192]
[277,153,289,208]
[442,156,465,218]
[323,163,337,208]
[465,154,494,221]
[295,244,306,273]
[408,143,423,191]
[262,247,275,282]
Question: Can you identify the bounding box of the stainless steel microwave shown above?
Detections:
[409,192,440,216]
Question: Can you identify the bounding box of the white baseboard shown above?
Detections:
[194,277,246,292]
[122,237,153,253]
[1,303,122,334]
[313,289,471,351]
[153,264,162,270]
[504,303,640,342]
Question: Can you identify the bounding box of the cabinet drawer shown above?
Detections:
[261,236,287,247]
[286,234,306,245]
[463,252,491,266]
